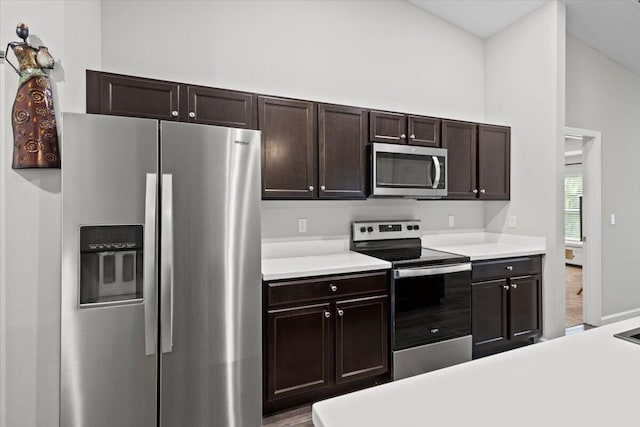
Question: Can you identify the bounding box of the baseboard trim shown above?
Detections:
[601,308,640,325]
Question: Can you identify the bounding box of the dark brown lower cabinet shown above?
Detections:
[266,304,331,401]
[264,271,390,414]
[471,256,542,359]
[335,296,388,384]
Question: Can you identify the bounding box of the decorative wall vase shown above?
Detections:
[5,22,60,169]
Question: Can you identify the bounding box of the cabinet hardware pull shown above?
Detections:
[320,185,326,191]
[410,134,416,139]
[330,284,337,292]
[308,185,314,191]
[480,189,486,194]
[400,134,406,139]
[430,328,439,334]
[171,111,179,117]
[506,266,513,271]
[324,311,330,318]
[472,189,478,194]
[188,111,196,118]
[511,284,518,289]
[503,285,510,290]
[337,309,344,316]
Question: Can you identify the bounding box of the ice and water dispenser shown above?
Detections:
[80,225,144,306]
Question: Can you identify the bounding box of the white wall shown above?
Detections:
[566,34,640,320]
[483,2,567,339]
[0,2,101,427]
[101,0,487,239]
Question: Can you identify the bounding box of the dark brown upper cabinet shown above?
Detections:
[318,104,368,199]
[407,115,441,147]
[259,96,316,199]
[369,111,406,144]
[443,121,510,200]
[370,111,441,146]
[185,85,256,129]
[86,70,258,129]
[87,70,181,121]
[442,120,477,200]
[478,124,510,200]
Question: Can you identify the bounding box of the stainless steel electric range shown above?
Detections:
[351,220,472,380]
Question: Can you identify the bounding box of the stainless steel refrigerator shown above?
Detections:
[60,113,262,427]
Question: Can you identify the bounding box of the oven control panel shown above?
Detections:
[352,220,422,241]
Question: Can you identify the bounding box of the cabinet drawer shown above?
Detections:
[267,271,387,307]
[472,256,541,281]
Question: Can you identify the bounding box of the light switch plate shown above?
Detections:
[610,214,616,225]
[508,216,517,228]
[298,218,307,233]
[448,215,454,228]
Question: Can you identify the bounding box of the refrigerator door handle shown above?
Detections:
[161,173,174,353]
[143,173,158,356]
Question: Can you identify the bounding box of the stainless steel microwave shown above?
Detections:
[371,143,447,198]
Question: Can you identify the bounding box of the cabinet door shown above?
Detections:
[259,96,316,199]
[472,279,508,346]
[335,296,389,384]
[86,70,181,121]
[186,86,256,129]
[369,111,406,144]
[442,120,477,199]
[266,303,332,402]
[508,275,541,339]
[478,125,510,200]
[318,104,367,199]
[407,115,441,147]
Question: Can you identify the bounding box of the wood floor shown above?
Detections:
[262,405,313,427]
[565,265,583,327]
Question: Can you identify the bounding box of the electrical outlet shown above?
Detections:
[448,215,455,228]
[298,218,307,233]
[508,216,517,228]
[610,214,616,225]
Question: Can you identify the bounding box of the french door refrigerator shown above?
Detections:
[61,113,262,427]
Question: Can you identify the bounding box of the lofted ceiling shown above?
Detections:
[410,0,640,78]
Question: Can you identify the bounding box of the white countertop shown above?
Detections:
[313,317,640,427]
[421,232,546,260]
[262,252,391,281]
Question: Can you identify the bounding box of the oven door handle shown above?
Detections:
[393,262,471,279]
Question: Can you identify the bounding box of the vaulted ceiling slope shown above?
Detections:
[410,0,640,78]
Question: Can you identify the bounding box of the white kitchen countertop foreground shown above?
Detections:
[313,317,640,427]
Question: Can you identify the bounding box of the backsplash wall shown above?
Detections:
[261,200,484,239]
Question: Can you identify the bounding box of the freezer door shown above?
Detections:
[159,122,262,427]
[61,113,158,427]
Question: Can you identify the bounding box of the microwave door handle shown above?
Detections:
[432,156,441,189]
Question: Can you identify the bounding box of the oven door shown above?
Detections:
[392,263,471,351]
[371,142,447,198]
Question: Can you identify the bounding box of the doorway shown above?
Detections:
[563,127,602,331]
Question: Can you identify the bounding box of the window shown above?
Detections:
[565,175,583,241]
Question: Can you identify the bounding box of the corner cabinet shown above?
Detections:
[471,256,542,359]
[263,271,390,414]
[86,70,257,128]
[443,120,510,200]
